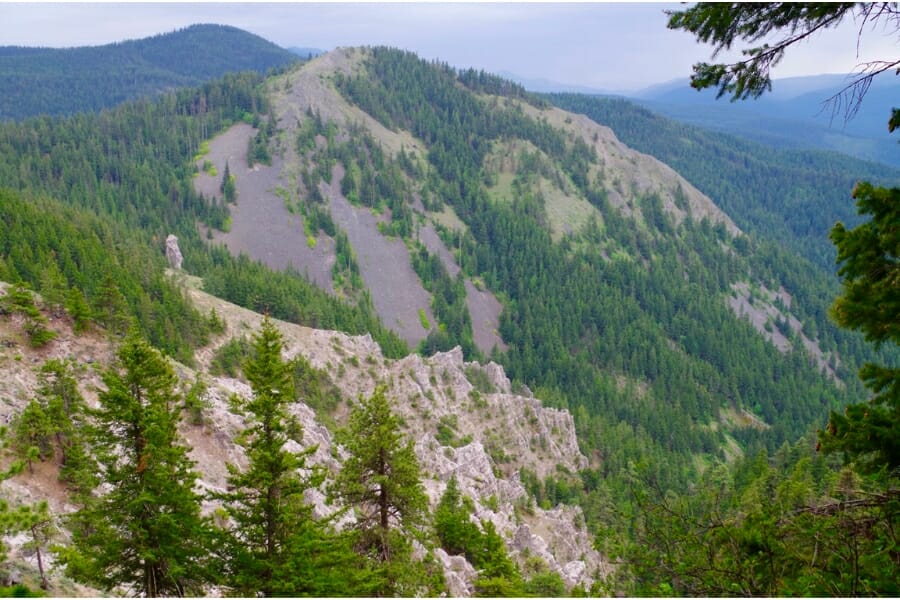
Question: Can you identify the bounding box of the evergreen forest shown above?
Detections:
[0,21,897,597]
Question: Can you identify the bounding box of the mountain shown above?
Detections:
[199,47,887,488]
[0,37,896,595]
[0,24,298,120]
[546,93,900,271]
[629,73,900,167]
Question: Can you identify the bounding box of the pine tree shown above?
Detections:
[823,182,900,477]
[332,385,440,595]
[216,317,351,596]
[65,287,91,333]
[14,501,56,590]
[220,160,236,203]
[38,259,68,318]
[36,359,96,495]
[434,475,480,558]
[92,274,130,336]
[9,400,53,473]
[61,331,211,597]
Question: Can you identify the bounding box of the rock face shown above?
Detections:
[184,282,609,592]
[165,234,183,270]
[0,278,609,594]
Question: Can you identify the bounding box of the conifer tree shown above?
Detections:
[92,274,129,336]
[38,260,68,318]
[221,160,236,203]
[216,317,351,596]
[434,475,480,557]
[9,400,53,473]
[333,385,440,595]
[33,359,96,494]
[65,287,92,333]
[824,182,900,477]
[15,501,56,590]
[61,331,211,597]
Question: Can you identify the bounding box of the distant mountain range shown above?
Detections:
[629,73,900,167]
[508,71,900,167]
[0,24,298,120]
[498,71,616,96]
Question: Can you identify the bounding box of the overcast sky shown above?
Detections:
[1,2,897,93]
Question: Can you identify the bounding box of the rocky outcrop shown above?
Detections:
[0,279,607,594]
[165,234,183,270]
[185,284,606,592]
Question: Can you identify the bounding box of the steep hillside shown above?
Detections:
[547,93,900,270]
[201,48,876,501]
[0,277,607,595]
[0,24,298,120]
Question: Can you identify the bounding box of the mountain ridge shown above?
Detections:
[0,274,606,595]
[0,23,298,120]
[0,32,894,595]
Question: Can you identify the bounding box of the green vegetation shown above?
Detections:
[214,317,352,596]
[4,323,434,596]
[332,385,442,595]
[60,332,212,596]
[435,476,568,597]
[418,307,431,331]
[626,439,899,596]
[546,93,900,271]
[0,191,213,362]
[1,23,897,594]
[336,47,878,497]
[0,66,407,360]
[608,6,900,596]
[0,284,56,348]
[411,244,476,358]
[823,182,900,476]
[0,24,297,120]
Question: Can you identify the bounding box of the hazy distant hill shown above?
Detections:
[289,46,326,59]
[630,73,900,167]
[0,23,298,120]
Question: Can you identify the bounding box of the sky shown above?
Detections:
[1,1,897,93]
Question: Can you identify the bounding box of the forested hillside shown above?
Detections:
[0,24,297,120]
[547,94,900,270]
[325,47,886,480]
[0,70,406,360]
[0,32,897,596]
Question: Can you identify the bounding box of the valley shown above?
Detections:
[0,21,897,597]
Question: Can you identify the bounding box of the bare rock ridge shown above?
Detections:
[181,275,609,593]
[0,278,608,594]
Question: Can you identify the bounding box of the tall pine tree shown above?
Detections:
[61,331,211,597]
[333,385,442,596]
[215,316,353,596]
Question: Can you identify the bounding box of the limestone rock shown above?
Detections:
[0,277,609,596]
[435,548,477,597]
[165,234,183,270]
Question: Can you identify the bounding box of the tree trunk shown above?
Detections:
[31,525,48,590]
